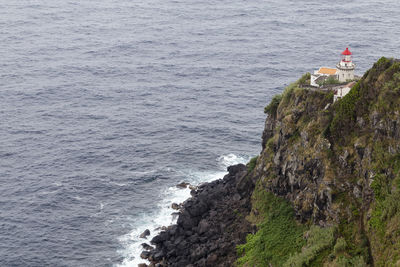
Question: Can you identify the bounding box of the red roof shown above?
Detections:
[341,47,352,55]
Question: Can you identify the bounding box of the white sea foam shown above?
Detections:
[116,153,251,267]
[218,153,252,169]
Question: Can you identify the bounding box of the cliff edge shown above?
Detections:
[142,57,400,266]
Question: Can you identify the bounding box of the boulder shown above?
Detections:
[141,243,154,251]
[176,182,190,189]
[197,219,210,235]
[140,251,151,259]
[140,229,150,239]
[171,203,180,210]
[150,231,168,244]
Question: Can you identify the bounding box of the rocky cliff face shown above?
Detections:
[142,58,400,267]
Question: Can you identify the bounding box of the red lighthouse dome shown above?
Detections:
[341,47,352,56]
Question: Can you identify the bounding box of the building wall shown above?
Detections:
[310,74,319,87]
[333,86,352,102]
[337,68,354,82]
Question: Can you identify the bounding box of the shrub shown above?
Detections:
[329,81,361,137]
[298,72,311,85]
[335,255,366,267]
[281,82,298,105]
[283,226,336,267]
[334,237,347,255]
[264,94,282,116]
[318,76,341,86]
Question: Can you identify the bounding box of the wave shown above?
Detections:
[115,153,251,267]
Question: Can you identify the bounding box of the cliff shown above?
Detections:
[141,57,400,266]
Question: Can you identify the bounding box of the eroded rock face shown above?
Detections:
[145,164,254,267]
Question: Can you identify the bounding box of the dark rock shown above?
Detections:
[140,229,150,239]
[189,185,197,190]
[190,189,196,196]
[171,203,180,210]
[138,264,148,267]
[141,243,154,251]
[206,253,218,266]
[187,200,208,217]
[150,231,168,244]
[171,212,180,221]
[197,219,210,235]
[152,251,165,261]
[188,234,199,244]
[140,251,151,259]
[167,225,178,236]
[154,226,167,232]
[176,182,190,189]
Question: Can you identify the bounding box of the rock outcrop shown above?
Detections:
[144,164,254,267]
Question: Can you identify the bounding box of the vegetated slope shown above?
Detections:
[238,57,400,266]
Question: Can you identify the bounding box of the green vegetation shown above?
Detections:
[236,186,305,266]
[329,81,360,137]
[246,156,258,173]
[298,72,311,86]
[335,256,367,267]
[264,94,282,116]
[375,56,392,68]
[281,81,301,106]
[284,226,336,267]
[318,76,341,86]
[333,237,347,255]
[367,152,400,265]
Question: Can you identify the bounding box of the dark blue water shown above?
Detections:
[1,0,399,266]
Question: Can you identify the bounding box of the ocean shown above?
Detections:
[1,0,399,266]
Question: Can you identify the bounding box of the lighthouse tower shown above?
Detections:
[336,47,355,82]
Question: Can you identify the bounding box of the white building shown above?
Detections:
[333,81,356,102]
[310,48,356,87]
[336,48,355,82]
[310,67,338,87]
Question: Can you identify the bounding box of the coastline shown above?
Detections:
[140,163,255,267]
[117,154,252,266]
[139,164,255,266]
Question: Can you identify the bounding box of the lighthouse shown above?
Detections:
[336,47,355,82]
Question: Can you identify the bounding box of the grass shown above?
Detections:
[246,156,258,173]
[236,186,305,266]
[264,94,282,116]
[283,226,336,267]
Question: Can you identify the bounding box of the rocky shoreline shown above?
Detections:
[139,164,255,267]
